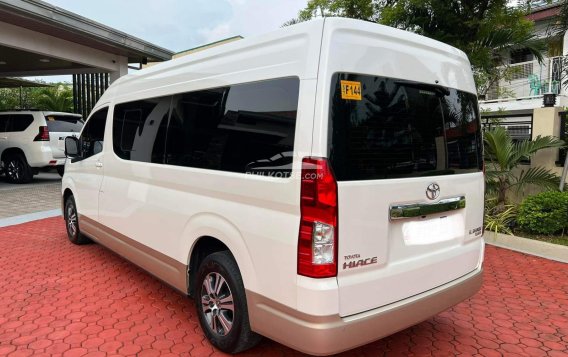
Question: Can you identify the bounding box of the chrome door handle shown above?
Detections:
[390,196,466,220]
[95,162,103,168]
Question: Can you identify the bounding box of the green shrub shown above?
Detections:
[485,204,517,235]
[517,191,568,235]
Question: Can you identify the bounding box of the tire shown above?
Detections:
[4,153,33,184]
[64,195,90,245]
[57,165,65,177]
[196,251,261,354]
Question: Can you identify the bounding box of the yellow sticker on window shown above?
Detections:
[340,80,362,101]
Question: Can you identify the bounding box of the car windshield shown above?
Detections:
[328,73,483,181]
[45,115,84,133]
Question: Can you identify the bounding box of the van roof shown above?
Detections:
[96,18,471,108]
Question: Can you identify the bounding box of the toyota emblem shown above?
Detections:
[426,183,440,200]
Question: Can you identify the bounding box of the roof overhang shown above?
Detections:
[526,3,562,22]
[0,0,174,63]
[0,77,52,88]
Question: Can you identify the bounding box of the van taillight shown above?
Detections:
[34,126,50,141]
[298,157,338,278]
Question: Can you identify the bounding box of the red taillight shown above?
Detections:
[34,126,50,141]
[298,157,338,278]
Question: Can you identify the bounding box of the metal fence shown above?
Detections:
[559,112,568,166]
[482,114,533,164]
[485,56,564,101]
[72,73,110,119]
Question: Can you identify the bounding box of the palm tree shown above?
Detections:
[37,85,73,112]
[484,126,565,208]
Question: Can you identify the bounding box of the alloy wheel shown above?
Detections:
[6,160,21,181]
[200,272,235,336]
[66,204,77,238]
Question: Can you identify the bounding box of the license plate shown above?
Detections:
[402,214,464,245]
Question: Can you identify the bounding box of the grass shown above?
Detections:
[511,228,568,247]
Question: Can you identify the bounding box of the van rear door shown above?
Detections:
[328,73,485,317]
[44,114,84,159]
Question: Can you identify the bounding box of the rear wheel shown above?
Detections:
[196,251,261,353]
[64,195,90,245]
[4,153,33,184]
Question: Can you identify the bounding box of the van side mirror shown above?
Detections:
[65,136,81,159]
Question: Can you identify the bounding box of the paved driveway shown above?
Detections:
[0,218,566,357]
[0,172,61,219]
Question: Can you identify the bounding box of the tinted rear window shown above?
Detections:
[45,115,84,133]
[328,73,483,181]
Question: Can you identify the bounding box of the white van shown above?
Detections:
[62,18,484,355]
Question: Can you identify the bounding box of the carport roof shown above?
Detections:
[0,0,174,63]
[0,77,51,88]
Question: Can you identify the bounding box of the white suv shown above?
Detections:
[0,110,83,183]
[62,18,484,355]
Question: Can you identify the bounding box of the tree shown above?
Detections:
[0,83,74,112]
[484,126,565,208]
[36,85,73,112]
[294,0,378,22]
[288,0,545,94]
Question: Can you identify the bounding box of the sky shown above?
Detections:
[44,0,308,52]
[32,0,308,82]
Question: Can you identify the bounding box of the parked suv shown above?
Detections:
[62,18,484,355]
[0,110,83,183]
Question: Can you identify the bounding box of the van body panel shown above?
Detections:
[62,17,484,355]
[311,19,484,317]
[97,20,325,106]
[98,78,318,308]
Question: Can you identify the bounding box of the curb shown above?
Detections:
[0,209,61,228]
[485,232,568,264]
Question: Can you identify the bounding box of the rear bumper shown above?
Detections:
[247,267,483,356]
[26,145,64,168]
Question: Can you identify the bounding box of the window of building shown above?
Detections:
[510,49,534,64]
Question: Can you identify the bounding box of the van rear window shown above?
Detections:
[328,73,483,181]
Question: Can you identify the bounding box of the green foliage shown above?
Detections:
[36,85,73,112]
[0,83,73,112]
[484,202,517,235]
[484,126,565,206]
[517,191,568,235]
[294,0,378,22]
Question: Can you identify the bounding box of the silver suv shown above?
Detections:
[0,110,83,183]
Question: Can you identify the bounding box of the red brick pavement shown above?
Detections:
[0,217,567,356]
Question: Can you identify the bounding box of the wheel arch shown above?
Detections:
[1,147,26,162]
[182,214,258,297]
[62,188,74,214]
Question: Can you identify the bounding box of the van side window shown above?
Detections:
[81,107,108,159]
[166,77,299,177]
[113,97,170,163]
[7,114,34,132]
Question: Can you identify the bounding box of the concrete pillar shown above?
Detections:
[532,107,563,176]
[109,56,129,83]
